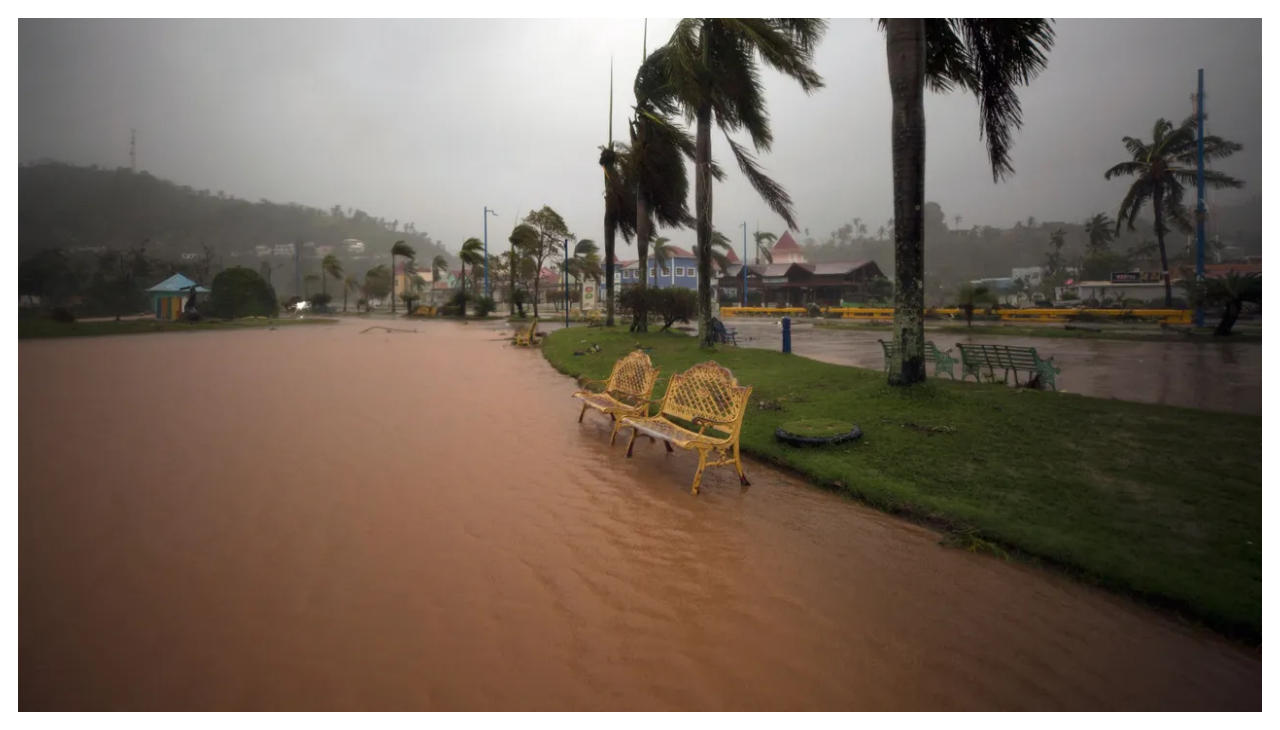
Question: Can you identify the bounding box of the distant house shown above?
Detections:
[314,245,335,257]
[344,239,366,254]
[272,243,295,257]
[180,252,200,261]
[617,246,740,290]
[255,245,273,258]
[146,273,209,321]
[768,231,807,264]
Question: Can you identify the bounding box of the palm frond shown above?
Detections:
[724,132,797,228]
[1104,161,1148,180]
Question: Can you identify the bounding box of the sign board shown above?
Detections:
[763,276,789,284]
[583,284,595,301]
[1111,271,1164,284]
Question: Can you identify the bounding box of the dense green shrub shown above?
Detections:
[210,266,278,319]
[474,296,497,316]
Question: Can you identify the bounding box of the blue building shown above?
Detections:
[617,245,740,290]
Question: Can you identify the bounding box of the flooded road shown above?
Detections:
[20,319,1260,710]
[716,319,1262,415]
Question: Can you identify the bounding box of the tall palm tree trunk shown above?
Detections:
[886,18,928,385]
[390,256,397,314]
[603,223,615,326]
[634,197,651,333]
[695,104,714,347]
[1152,187,1174,307]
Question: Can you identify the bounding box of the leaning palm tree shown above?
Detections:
[881,18,1056,384]
[430,254,449,304]
[458,237,485,301]
[1104,115,1244,306]
[342,273,360,313]
[571,239,600,311]
[389,239,416,314]
[599,60,639,328]
[507,224,539,312]
[579,250,603,312]
[649,236,673,285]
[627,43,704,330]
[1190,272,1261,337]
[752,230,777,265]
[321,254,343,296]
[660,18,828,345]
[705,230,736,275]
[1083,213,1116,256]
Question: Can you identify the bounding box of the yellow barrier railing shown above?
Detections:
[718,306,1192,325]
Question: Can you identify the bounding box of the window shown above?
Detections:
[621,270,629,279]
[649,268,656,278]
[674,267,685,277]
[661,267,671,277]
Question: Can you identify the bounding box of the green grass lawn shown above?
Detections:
[542,327,1262,642]
[18,316,338,339]
[813,320,1263,343]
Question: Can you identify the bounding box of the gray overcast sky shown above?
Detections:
[20,18,1262,256]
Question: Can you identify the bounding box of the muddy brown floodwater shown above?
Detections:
[20,319,1261,710]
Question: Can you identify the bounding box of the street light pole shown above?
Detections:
[484,207,498,299]
[1194,70,1207,327]
[741,221,748,306]
[564,238,570,328]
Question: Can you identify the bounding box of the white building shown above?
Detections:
[1011,266,1044,286]
[344,239,366,254]
[255,245,273,257]
[272,243,296,257]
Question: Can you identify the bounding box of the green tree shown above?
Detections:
[507,222,540,312]
[752,230,777,264]
[659,18,827,345]
[389,239,416,314]
[1105,115,1244,306]
[88,247,153,320]
[1045,227,1067,276]
[430,254,449,303]
[458,238,485,302]
[649,236,672,286]
[321,254,343,296]
[881,18,1055,384]
[566,239,601,312]
[519,207,574,318]
[363,264,392,305]
[956,282,993,327]
[209,266,277,319]
[1084,213,1116,256]
[1189,272,1261,336]
[342,273,360,313]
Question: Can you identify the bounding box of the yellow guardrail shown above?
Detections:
[719,306,1193,324]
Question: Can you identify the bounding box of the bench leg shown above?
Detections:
[625,428,639,457]
[664,440,674,453]
[690,449,709,496]
[609,417,624,445]
[734,442,750,486]
[578,403,588,423]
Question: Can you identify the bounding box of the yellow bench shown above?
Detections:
[572,350,661,445]
[619,361,753,495]
[512,320,540,347]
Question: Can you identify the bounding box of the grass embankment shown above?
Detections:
[541,327,1262,642]
[18,317,338,339]
[813,320,1263,343]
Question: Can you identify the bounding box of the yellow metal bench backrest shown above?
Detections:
[606,350,661,400]
[658,361,752,437]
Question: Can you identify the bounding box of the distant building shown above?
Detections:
[314,245,334,257]
[181,252,200,261]
[768,231,807,264]
[146,273,209,321]
[273,243,296,257]
[1011,266,1044,286]
[255,245,273,258]
[344,239,366,254]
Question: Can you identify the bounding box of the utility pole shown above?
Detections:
[294,241,301,301]
[1194,69,1207,327]
[129,129,136,172]
[484,207,498,299]
[741,221,748,306]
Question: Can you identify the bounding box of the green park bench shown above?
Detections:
[877,339,957,379]
[957,343,1061,391]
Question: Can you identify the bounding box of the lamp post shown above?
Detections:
[741,221,748,306]
[564,238,570,328]
[1193,70,1207,327]
[483,207,498,299]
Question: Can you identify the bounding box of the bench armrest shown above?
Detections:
[575,377,608,390]
[692,416,735,429]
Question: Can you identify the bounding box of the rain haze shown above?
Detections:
[19,18,1263,256]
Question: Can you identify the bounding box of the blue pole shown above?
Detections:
[742,222,748,306]
[483,207,496,299]
[782,316,791,354]
[1194,69,1207,327]
[564,238,570,328]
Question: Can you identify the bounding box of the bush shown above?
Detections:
[210,266,278,319]
[309,292,333,307]
[474,296,497,317]
[48,306,76,323]
[618,286,655,329]
[653,288,698,331]
[440,305,460,317]
[806,303,822,318]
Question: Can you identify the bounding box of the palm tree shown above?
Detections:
[649,236,673,285]
[430,254,449,304]
[752,230,777,265]
[956,282,992,327]
[1104,115,1244,306]
[321,254,343,296]
[579,250,603,311]
[625,42,703,330]
[705,230,736,274]
[1084,213,1116,256]
[881,18,1055,384]
[507,224,539,312]
[389,239,416,314]
[458,237,485,302]
[660,18,828,345]
[342,273,360,313]
[568,239,600,311]
[1189,272,1261,336]
[599,60,639,328]
[876,225,887,241]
